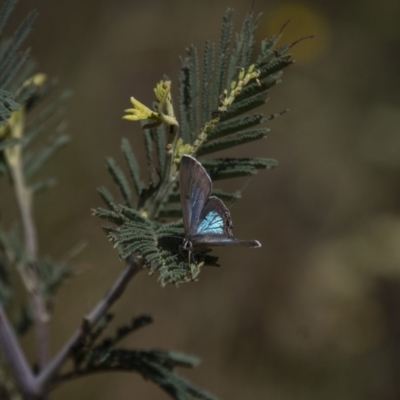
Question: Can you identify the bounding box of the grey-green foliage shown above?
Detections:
[0,136,17,150]
[94,206,218,286]
[0,4,243,400]
[0,0,70,188]
[0,80,71,187]
[22,88,71,186]
[202,157,278,180]
[0,35,72,390]
[179,8,292,181]
[0,225,71,337]
[96,8,296,285]
[64,314,217,400]
[0,0,36,126]
[36,257,71,300]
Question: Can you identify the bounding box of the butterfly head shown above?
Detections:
[182,238,193,250]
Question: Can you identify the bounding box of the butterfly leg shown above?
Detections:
[188,249,202,279]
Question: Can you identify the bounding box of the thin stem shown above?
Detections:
[8,114,49,369]
[0,303,36,398]
[0,257,142,399]
[9,163,49,371]
[12,165,37,259]
[35,256,143,395]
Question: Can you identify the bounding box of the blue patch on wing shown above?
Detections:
[196,211,224,235]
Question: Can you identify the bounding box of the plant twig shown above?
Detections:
[0,257,142,398]
[36,256,143,395]
[12,165,49,369]
[0,303,37,399]
[6,109,50,369]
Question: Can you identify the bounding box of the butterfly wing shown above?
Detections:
[196,196,232,236]
[192,237,261,248]
[180,155,261,249]
[191,196,261,248]
[179,155,212,236]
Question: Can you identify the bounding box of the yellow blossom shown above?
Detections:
[174,138,193,161]
[123,81,178,128]
[123,97,161,122]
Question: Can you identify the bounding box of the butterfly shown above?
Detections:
[179,155,261,250]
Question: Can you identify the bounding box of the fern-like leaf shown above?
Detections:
[207,113,264,141]
[0,88,18,125]
[63,314,217,400]
[151,125,167,177]
[98,8,299,286]
[94,205,216,286]
[0,137,18,150]
[105,157,132,208]
[144,129,157,184]
[0,10,36,77]
[197,128,268,156]
[202,157,278,180]
[219,92,267,122]
[0,0,17,38]
[121,137,144,199]
[213,8,233,108]
[201,40,214,128]
[97,186,115,210]
[32,178,57,195]
[24,134,69,180]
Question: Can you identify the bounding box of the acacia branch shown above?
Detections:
[0,303,36,399]
[12,163,49,369]
[7,109,50,369]
[35,256,143,395]
[0,257,143,399]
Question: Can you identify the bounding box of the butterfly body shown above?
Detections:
[179,155,261,250]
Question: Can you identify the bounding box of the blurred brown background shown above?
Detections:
[2,0,400,399]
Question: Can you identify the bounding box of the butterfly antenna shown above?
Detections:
[158,234,185,241]
[226,175,255,211]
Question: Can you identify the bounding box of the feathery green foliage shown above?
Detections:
[23,90,71,183]
[0,89,18,125]
[0,0,36,126]
[0,136,17,150]
[63,315,217,400]
[202,157,278,180]
[0,81,71,188]
[213,8,233,107]
[106,157,133,208]
[36,257,71,300]
[0,52,73,360]
[196,128,269,156]
[97,7,299,285]
[94,206,217,286]
[151,124,167,175]
[206,113,264,141]
[0,0,70,187]
[0,225,71,338]
[0,225,36,341]
[201,40,214,128]
[0,5,302,400]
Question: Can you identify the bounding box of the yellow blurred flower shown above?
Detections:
[123,97,160,122]
[123,81,177,127]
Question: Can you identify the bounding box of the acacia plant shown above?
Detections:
[0,2,300,399]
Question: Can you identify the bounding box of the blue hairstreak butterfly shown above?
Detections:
[179,155,261,250]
